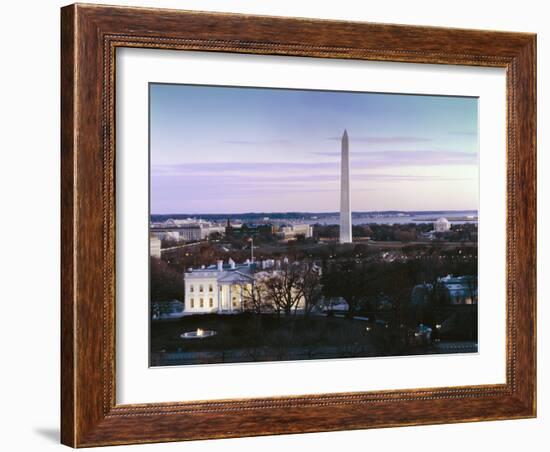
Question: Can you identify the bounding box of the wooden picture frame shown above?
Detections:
[61,3,536,447]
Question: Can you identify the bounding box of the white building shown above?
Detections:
[151,219,225,243]
[434,217,451,232]
[183,259,254,314]
[183,259,312,314]
[438,275,478,305]
[278,223,313,239]
[174,224,202,241]
[150,235,161,258]
[411,275,477,305]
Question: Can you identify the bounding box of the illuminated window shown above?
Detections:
[190,299,194,308]
[209,298,213,307]
[200,298,204,308]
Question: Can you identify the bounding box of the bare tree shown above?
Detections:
[264,262,304,317]
[296,262,322,316]
[241,278,272,314]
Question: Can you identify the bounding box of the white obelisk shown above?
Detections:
[340,129,352,243]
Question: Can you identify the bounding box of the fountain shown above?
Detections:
[180,328,217,339]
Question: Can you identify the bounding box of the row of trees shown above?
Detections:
[243,251,477,319]
[313,223,434,241]
[152,249,478,327]
[320,257,477,327]
[313,223,477,242]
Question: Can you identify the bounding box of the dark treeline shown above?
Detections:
[150,258,186,302]
[160,238,477,278]
[321,253,477,317]
[314,223,477,242]
[153,246,477,309]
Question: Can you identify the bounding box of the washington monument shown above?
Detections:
[340,129,352,243]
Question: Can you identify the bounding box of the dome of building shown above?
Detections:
[434,217,451,232]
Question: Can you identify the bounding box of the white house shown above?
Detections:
[183,258,254,314]
[183,259,315,315]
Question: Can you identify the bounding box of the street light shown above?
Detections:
[247,237,254,263]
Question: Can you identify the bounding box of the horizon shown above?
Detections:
[150,208,478,217]
[150,84,479,214]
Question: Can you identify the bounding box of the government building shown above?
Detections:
[182,258,310,315]
[183,258,255,314]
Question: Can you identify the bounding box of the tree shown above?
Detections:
[321,261,371,318]
[296,262,322,316]
[378,261,421,327]
[241,277,272,314]
[395,230,417,242]
[197,243,218,266]
[263,262,304,317]
[208,231,223,241]
[150,258,185,302]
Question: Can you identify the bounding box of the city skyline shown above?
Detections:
[150,83,479,214]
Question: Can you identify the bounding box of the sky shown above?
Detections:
[150,83,478,214]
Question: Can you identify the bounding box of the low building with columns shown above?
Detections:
[183,258,254,314]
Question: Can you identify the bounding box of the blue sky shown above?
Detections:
[150,83,478,214]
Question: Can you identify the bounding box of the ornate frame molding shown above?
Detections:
[61,4,536,447]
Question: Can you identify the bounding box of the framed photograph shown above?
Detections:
[61,3,536,447]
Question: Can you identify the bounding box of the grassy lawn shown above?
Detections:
[151,313,380,355]
[149,312,475,366]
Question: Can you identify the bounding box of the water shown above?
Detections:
[310,210,478,226]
